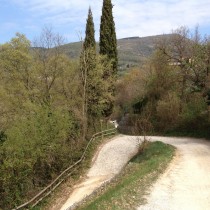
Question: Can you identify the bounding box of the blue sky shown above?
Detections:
[1,0,210,44]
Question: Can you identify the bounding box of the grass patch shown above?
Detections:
[77,141,175,210]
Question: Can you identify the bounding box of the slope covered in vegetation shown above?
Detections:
[116,27,210,138]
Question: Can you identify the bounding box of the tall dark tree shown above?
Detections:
[80,7,105,137]
[84,7,96,50]
[99,0,118,76]
[99,0,118,116]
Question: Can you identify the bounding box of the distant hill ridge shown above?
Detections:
[119,36,140,40]
[59,34,173,72]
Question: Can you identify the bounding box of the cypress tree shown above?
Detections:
[99,0,118,116]
[83,7,97,120]
[84,7,96,50]
[80,7,101,136]
[99,0,118,76]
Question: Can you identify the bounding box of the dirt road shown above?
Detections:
[138,136,210,210]
[60,135,139,210]
[58,135,210,210]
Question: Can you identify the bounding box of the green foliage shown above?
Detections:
[0,30,84,209]
[84,8,96,50]
[80,48,113,135]
[0,107,78,208]
[171,93,210,137]
[0,33,33,130]
[99,0,118,116]
[99,0,118,74]
[116,27,210,138]
[181,93,207,122]
[80,8,114,135]
[0,33,32,91]
[156,92,180,131]
[87,55,112,118]
[80,10,100,138]
[154,79,210,138]
[146,50,177,101]
[0,6,119,207]
[0,131,6,144]
[57,35,166,73]
[116,68,146,114]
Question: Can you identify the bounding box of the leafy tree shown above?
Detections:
[32,27,69,107]
[157,26,210,104]
[115,68,147,115]
[0,30,83,209]
[0,33,33,130]
[0,106,74,208]
[118,26,210,136]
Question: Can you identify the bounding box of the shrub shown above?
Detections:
[0,107,77,208]
[156,92,180,132]
[175,93,210,137]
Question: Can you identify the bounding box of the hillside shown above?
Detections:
[59,34,173,73]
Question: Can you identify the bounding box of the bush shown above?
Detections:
[156,92,180,132]
[0,107,79,209]
[172,93,210,137]
[181,93,207,122]
[0,131,6,144]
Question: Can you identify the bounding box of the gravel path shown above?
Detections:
[137,136,210,210]
[60,135,139,210]
[59,135,210,210]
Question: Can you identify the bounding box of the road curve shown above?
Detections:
[138,136,210,210]
[58,135,210,210]
[60,135,139,210]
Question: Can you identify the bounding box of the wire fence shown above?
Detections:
[13,128,117,210]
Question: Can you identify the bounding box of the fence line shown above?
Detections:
[13,128,117,210]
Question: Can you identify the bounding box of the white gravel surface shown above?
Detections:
[137,136,210,210]
[60,135,139,210]
[59,135,210,210]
